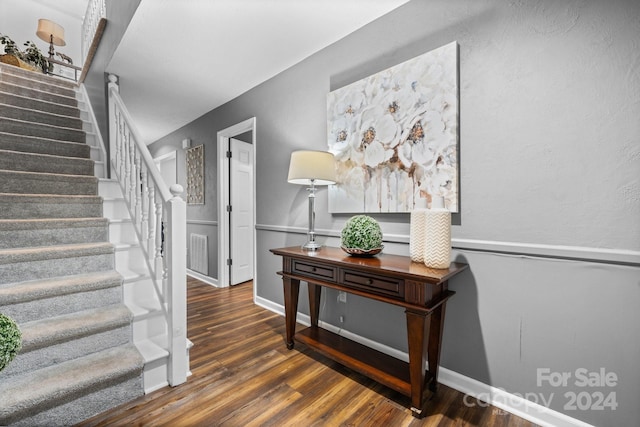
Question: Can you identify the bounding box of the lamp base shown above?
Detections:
[302,241,322,251]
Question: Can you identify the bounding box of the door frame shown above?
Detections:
[216,117,256,292]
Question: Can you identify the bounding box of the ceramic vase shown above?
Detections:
[423,196,451,269]
[409,198,428,262]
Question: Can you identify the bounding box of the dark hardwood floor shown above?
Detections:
[78,277,539,427]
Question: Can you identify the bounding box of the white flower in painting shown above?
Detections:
[332,89,367,119]
[329,116,359,161]
[359,105,400,148]
[411,141,437,169]
[340,164,367,197]
[364,140,392,168]
[423,109,445,135]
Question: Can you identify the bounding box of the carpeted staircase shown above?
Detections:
[0,63,144,426]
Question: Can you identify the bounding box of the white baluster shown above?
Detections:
[148,184,156,263]
[123,129,131,202]
[141,165,149,253]
[154,187,164,281]
[134,150,142,228]
[129,131,136,205]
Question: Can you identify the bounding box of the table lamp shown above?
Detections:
[287,150,336,250]
[36,19,66,59]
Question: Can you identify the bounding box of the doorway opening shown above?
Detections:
[217,118,256,294]
[153,150,177,187]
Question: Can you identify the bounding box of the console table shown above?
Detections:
[270,246,468,417]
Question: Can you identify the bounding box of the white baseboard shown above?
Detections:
[254,296,594,427]
[187,269,219,287]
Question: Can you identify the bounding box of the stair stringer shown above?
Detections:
[98,178,191,393]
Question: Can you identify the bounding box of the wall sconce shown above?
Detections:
[182,138,191,149]
[287,150,336,250]
[36,19,65,59]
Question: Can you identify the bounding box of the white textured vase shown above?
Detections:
[409,198,428,262]
[423,196,451,269]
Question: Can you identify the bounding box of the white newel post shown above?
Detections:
[167,184,187,386]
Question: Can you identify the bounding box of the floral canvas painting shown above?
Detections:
[327,41,459,213]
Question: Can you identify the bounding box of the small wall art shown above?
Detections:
[327,41,459,213]
[186,144,204,204]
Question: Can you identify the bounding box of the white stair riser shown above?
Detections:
[94,162,106,178]
[115,245,149,274]
[133,314,167,340]
[86,133,98,147]
[143,358,169,393]
[109,221,139,245]
[98,179,124,199]
[124,276,157,303]
[103,199,130,219]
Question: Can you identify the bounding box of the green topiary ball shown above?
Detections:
[341,215,383,251]
[0,313,22,372]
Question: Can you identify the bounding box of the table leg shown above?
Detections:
[427,294,447,392]
[308,283,321,327]
[283,277,300,350]
[406,308,430,417]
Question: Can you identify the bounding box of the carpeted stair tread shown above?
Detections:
[0,116,85,143]
[0,148,95,175]
[0,169,98,195]
[0,217,108,249]
[0,344,144,425]
[0,103,82,130]
[0,270,121,305]
[0,131,90,158]
[0,62,77,87]
[0,79,77,107]
[19,304,132,352]
[0,217,107,231]
[0,241,114,265]
[0,90,80,117]
[0,64,77,97]
[0,193,103,219]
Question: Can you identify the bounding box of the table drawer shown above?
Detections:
[340,269,404,298]
[292,259,337,282]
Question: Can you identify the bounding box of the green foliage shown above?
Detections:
[0,34,20,56]
[341,215,383,250]
[22,40,53,73]
[0,313,22,372]
[0,33,51,73]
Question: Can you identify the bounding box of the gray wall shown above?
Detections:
[148,1,640,425]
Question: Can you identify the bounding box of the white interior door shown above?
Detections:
[230,138,254,285]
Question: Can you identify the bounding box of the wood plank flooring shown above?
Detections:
[78,277,540,427]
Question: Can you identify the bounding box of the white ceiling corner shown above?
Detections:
[106,0,410,144]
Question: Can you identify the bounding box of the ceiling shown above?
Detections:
[105,0,410,144]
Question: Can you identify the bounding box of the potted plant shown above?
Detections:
[0,34,51,73]
[340,215,384,256]
[0,313,22,372]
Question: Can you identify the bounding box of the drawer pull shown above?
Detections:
[312,267,317,272]
[367,279,373,285]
